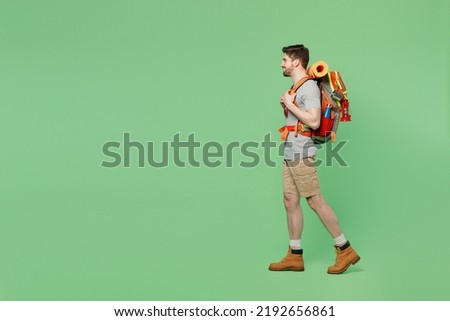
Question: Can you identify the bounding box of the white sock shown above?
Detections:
[334,234,347,247]
[289,239,302,250]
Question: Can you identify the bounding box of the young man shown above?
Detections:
[268,44,360,274]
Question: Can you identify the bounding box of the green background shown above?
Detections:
[1,0,449,300]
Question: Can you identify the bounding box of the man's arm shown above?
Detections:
[281,91,321,129]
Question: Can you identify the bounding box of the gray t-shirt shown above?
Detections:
[284,79,321,160]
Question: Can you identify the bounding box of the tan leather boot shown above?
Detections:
[327,242,360,274]
[269,247,304,271]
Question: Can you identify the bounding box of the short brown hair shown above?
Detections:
[282,44,309,69]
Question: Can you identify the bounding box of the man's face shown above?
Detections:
[281,53,296,77]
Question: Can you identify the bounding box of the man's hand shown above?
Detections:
[281,91,296,110]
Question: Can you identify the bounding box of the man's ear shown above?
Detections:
[292,58,301,68]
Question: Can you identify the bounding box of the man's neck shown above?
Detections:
[291,70,308,84]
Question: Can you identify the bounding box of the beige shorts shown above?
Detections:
[283,157,320,198]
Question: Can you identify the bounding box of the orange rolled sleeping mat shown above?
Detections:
[307,60,328,78]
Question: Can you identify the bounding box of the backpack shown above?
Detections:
[279,60,351,144]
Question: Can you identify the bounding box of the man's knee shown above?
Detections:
[284,193,299,209]
[306,194,323,211]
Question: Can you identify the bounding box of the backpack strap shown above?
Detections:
[280,76,315,140]
[278,124,313,141]
[283,76,313,117]
[292,76,313,136]
[289,76,313,95]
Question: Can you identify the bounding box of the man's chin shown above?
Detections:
[282,72,290,77]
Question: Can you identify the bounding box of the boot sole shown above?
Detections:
[268,267,304,272]
[327,255,360,274]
